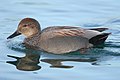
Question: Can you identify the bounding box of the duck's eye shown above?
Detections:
[23,24,28,27]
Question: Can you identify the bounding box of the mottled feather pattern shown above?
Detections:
[41,26,85,40]
[53,29,84,36]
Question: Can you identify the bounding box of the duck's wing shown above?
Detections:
[40,26,90,54]
[40,26,110,53]
[41,26,110,40]
[41,26,85,39]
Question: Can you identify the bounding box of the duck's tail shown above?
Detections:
[89,33,111,45]
[89,28,108,32]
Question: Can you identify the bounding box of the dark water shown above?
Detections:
[1,0,120,80]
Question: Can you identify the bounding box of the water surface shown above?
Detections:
[0,0,120,80]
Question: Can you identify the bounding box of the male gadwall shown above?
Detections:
[7,18,111,54]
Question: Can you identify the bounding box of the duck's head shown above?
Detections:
[7,18,41,39]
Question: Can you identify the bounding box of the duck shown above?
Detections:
[7,18,111,54]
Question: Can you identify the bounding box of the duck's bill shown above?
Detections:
[7,31,21,39]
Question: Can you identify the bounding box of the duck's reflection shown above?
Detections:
[41,58,96,68]
[7,52,97,71]
[6,41,120,71]
[7,53,41,71]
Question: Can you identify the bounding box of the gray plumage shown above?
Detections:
[7,18,111,54]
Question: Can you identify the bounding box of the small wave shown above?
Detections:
[17,1,50,6]
[83,23,103,27]
[6,40,26,52]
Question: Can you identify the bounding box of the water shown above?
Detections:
[1,0,120,80]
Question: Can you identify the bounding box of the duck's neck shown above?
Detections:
[26,32,41,39]
[24,32,41,48]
